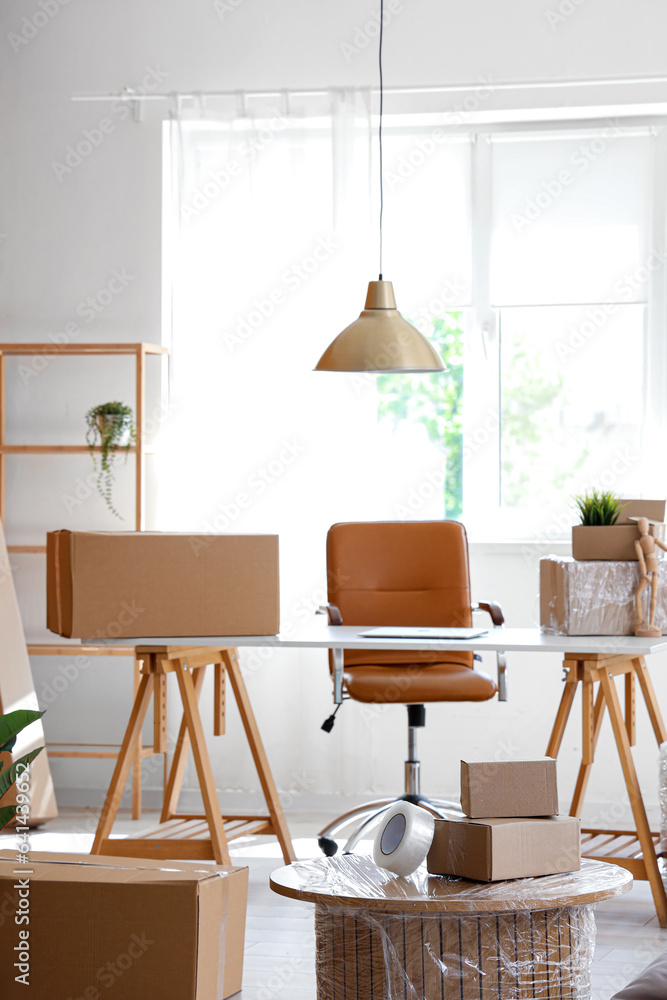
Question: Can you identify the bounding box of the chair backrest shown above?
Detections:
[327,520,473,669]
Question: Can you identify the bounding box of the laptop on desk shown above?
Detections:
[358,626,488,640]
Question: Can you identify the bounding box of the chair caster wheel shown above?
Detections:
[318,836,338,857]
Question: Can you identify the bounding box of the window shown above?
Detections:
[164,101,666,545]
[376,121,661,538]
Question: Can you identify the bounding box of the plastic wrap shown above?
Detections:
[315,899,594,999]
[540,556,667,635]
[660,742,667,861]
[271,856,632,1000]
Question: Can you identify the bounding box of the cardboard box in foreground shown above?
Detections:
[47,531,279,638]
[461,758,559,818]
[0,852,248,999]
[427,816,581,881]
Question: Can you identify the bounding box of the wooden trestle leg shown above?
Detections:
[545,652,667,928]
[91,646,296,866]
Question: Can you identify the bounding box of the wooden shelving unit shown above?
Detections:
[0,342,169,819]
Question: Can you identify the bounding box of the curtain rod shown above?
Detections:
[71,74,667,102]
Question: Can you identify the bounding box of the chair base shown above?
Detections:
[318,792,463,857]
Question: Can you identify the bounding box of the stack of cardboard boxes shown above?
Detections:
[541,499,667,636]
[427,759,581,881]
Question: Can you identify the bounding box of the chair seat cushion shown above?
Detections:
[611,949,667,999]
[343,662,497,703]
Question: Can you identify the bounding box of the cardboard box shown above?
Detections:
[47,531,279,638]
[0,852,248,999]
[618,499,667,524]
[572,523,658,561]
[540,556,667,635]
[427,816,581,881]
[461,758,558,818]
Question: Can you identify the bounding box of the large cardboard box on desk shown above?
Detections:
[541,556,667,635]
[0,852,248,999]
[427,816,581,881]
[47,530,279,638]
[461,758,558,818]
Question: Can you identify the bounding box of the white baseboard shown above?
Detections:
[49,785,661,829]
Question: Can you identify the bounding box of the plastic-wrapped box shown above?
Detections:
[271,854,632,1000]
[660,742,667,862]
[540,557,667,635]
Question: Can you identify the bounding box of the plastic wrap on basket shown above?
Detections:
[540,556,667,635]
[660,743,667,868]
[315,901,595,999]
[293,855,630,1000]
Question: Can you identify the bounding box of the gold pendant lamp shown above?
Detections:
[315,1,445,374]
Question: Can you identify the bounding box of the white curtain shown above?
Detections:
[159,89,446,610]
[157,90,448,798]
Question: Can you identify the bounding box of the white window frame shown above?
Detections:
[459,115,667,541]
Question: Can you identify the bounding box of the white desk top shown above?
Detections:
[91,623,667,656]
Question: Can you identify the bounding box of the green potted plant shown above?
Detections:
[0,709,44,832]
[85,401,135,519]
[571,490,644,560]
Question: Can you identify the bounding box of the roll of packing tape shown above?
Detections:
[373,802,435,876]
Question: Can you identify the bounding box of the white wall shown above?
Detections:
[2,0,667,824]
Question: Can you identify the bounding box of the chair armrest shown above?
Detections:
[317,603,343,626]
[475,601,507,701]
[477,601,505,627]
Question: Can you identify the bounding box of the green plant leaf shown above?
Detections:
[0,748,43,800]
[0,805,16,833]
[85,401,135,520]
[571,489,624,526]
[0,710,44,754]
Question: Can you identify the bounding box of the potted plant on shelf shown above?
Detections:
[85,401,135,519]
[0,709,44,832]
[571,490,655,560]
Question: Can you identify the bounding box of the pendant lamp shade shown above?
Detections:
[315,280,446,373]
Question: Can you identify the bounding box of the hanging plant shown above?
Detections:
[85,401,135,519]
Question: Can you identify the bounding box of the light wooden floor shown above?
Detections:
[3,808,666,1000]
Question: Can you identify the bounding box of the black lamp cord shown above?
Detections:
[321,699,348,733]
[378,0,384,281]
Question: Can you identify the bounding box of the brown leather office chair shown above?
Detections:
[318,520,506,856]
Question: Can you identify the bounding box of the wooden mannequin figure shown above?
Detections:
[631,516,667,637]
